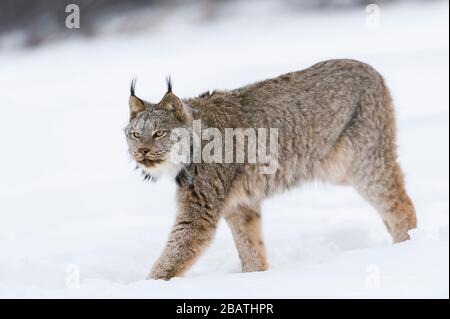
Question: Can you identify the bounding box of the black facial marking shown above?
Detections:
[140,169,157,183]
[175,168,193,186]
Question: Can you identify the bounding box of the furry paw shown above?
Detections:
[147,267,177,281]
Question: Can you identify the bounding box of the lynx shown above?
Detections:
[124,59,417,280]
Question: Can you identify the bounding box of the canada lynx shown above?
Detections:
[125,59,417,280]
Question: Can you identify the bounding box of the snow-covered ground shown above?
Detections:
[0,1,448,298]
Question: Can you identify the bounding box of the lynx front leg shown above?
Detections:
[149,209,220,280]
[148,164,236,280]
[225,204,269,272]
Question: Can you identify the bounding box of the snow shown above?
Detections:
[0,1,448,298]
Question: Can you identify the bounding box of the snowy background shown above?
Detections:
[0,0,448,298]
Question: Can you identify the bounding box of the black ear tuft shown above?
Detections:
[166,76,172,93]
[130,77,137,96]
[175,168,193,186]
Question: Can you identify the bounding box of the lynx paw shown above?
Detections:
[147,266,178,281]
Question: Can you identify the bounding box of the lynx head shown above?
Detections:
[125,78,192,180]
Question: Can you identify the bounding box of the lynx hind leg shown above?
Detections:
[351,156,417,243]
[225,204,269,273]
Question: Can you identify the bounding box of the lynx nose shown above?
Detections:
[137,148,150,156]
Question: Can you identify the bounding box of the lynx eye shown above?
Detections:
[131,131,141,140]
[153,130,167,139]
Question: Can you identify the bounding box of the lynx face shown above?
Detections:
[125,79,192,178]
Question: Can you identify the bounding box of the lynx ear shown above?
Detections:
[159,92,185,120]
[158,78,192,123]
[129,78,146,120]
